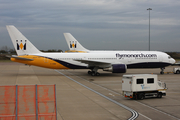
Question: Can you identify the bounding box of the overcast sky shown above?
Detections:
[0,0,180,52]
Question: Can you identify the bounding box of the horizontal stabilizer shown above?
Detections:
[11,55,34,61]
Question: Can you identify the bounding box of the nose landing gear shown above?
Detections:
[160,68,165,74]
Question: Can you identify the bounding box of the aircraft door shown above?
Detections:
[127,56,131,63]
[159,55,163,62]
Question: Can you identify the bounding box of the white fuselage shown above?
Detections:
[32,51,175,69]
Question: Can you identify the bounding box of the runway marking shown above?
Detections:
[66,71,152,120]
[109,93,115,97]
[55,70,139,120]
[61,70,180,120]
[135,101,180,120]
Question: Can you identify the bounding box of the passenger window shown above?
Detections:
[137,79,144,84]
[147,78,154,83]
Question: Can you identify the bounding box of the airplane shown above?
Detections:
[6,25,175,76]
[64,33,176,74]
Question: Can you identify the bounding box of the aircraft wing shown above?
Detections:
[75,59,112,68]
[11,55,34,61]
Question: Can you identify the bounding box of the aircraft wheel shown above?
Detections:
[160,68,165,74]
[88,71,92,74]
[96,72,100,76]
[91,71,96,76]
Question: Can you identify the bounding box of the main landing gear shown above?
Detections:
[88,67,100,76]
[160,68,165,74]
[88,71,100,76]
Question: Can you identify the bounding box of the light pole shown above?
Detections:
[147,8,152,51]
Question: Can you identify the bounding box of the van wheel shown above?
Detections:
[176,70,180,74]
[133,94,138,100]
[138,93,144,100]
[157,93,162,98]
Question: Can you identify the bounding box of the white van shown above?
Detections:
[122,74,167,100]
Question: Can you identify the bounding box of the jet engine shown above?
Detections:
[103,64,127,73]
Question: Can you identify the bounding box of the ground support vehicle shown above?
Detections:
[173,68,180,74]
[122,74,167,100]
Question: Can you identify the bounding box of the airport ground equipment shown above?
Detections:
[173,67,180,74]
[122,74,167,100]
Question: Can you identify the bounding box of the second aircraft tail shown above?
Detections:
[64,33,89,53]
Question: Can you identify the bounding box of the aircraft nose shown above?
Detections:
[171,58,176,64]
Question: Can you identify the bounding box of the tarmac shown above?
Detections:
[0,62,180,120]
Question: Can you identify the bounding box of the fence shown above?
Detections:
[0,85,57,120]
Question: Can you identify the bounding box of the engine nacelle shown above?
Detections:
[103,64,127,73]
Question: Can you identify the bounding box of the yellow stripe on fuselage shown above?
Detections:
[11,55,69,69]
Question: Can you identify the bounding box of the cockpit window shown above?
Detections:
[168,56,172,59]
